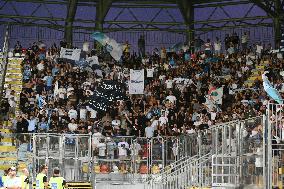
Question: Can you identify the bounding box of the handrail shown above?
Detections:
[152,153,211,182]
[0,25,9,101]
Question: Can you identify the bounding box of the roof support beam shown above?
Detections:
[250,0,284,47]
[95,0,112,31]
[64,0,78,48]
[177,0,194,43]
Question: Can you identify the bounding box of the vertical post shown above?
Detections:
[186,2,194,44]
[274,0,282,48]
[0,25,10,101]
[32,134,37,184]
[262,115,267,189]
[64,0,78,48]
[267,104,272,188]
[178,0,195,44]
[94,0,112,52]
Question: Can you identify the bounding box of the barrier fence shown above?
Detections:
[0,115,270,188]
[1,133,201,182]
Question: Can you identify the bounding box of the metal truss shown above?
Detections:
[0,0,282,45]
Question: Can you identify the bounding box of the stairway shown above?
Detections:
[145,153,212,189]
[0,57,26,174]
[244,60,268,87]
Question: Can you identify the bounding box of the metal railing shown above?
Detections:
[0,25,10,101]
[145,153,212,189]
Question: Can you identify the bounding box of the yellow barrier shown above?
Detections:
[32,182,92,189]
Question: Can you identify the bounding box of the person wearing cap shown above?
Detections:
[48,168,66,189]
[3,167,21,189]
[36,165,48,189]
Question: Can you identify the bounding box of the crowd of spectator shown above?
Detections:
[1,32,284,141]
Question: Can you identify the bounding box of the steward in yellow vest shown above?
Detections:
[20,168,30,189]
[36,165,48,189]
[48,168,66,189]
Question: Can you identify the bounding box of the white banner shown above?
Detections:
[129,69,144,94]
[60,48,81,61]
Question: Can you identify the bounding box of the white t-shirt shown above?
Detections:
[80,108,87,120]
[214,42,221,51]
[37,63,45,71]
[241,35,248,43]
[68,109,78,120]
[159,116,168,125]
[256,45,263,54]
[112,119,121,127]
[97,142,106,157]
[92,132,102,147]
[145,126,154,138]
[151,120,159,130]
[4,176,21,188]
[86,106,97,119]
[166,95,176,104]
[68,123,78,132]
[118,142,129,156]
[58,87,66,99]
[147,68,154,78]
[165,79,173,89]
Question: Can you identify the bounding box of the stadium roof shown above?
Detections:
[0,0,283,46]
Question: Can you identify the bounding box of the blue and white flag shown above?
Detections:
[92,32,123,61]
[262,71,283,104]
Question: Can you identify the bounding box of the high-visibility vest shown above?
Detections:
[49,177,65,189]
[20,175,29,189]
[36,173,46,189]
[2,176,7,186]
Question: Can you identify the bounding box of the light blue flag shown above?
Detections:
[91,32,123,61]
[262,71,283,104]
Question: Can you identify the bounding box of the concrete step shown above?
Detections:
[6,69,22,73]
[0,138,13,143]
[0,146,17,152]
[0,157,17,161]
[0,129,13,133]
[5,80,23,85]
[7,64,21,68]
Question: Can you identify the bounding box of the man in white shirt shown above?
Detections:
[241,32,249,50]
[256,42,263,59]
[58,86,66,100]
[111,116,121,130]
[97,139,107,158]
[150,116,159,130]
[79,106,87,121]
[166,91,177,105]
[165,77,173,89]
[68,108,77,120]
[145,122,154,138]
[118,138,129,159]
[159,111,168,125]
[214,37,221,55]
[4,167,21,189]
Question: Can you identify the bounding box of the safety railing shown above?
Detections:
[143,116,265,189]
[0,133,201,182]
[145,153,212,189]
[0,116,266,188]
